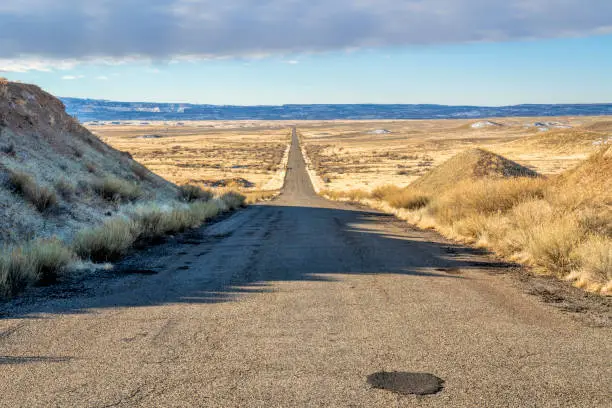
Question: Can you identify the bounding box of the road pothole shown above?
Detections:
[367,371,444,396]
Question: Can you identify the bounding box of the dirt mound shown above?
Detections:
[410,148,538,193]
[0,81,177,244]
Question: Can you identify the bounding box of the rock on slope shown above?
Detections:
[410,148,538,193]
[0,80,178,244]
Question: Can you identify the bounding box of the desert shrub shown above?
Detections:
[85,162,96,173]
[189,201,222,223]
[25,239,75,284]
[73,218,137,262]
[430,178,545,225]
[384,189,430,210]
[8,170,57,211]
[0,239,74,296]
[370,185,403,201]
[0,247,37,297]
[220,191,246,209]
[526,218,585,276]
[570,235,612,289]
[55,179,76,200]
[178,184,213,202]
[92,176,142,202]
[133,206,197,239]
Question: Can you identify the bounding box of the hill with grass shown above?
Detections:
[0,80,245,297]
[410,148,538,193]
[0,80,178,244]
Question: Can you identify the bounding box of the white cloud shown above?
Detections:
[283,60,299,65]
[0,0,610,70]
[96,75,109,80]
[62,74,84,80]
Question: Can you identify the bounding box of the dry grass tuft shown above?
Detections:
[178,184,213,202]
[372,185,430,210]
[0,239,75,296]
[219,191,246,209]
[73,218,137,262]
[55,179,76,200]
[92,176,143,202]
[73,190,243,264]
[325,147,612,294]
[8,170,57,211]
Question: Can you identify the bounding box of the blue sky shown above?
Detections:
[1,1,611,105]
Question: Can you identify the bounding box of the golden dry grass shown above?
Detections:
[299,116,611,191]
[89,121,291,192]
[8,170,57,212]
[0,239,75,296]
[321,145,612,295]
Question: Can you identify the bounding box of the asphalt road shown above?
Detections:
[0,128,610,407]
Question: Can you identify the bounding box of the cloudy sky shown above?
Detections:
[1,0,611,104]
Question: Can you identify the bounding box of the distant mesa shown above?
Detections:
[470,121,502,129]
[366,129,392,135]
[410,148,539,193]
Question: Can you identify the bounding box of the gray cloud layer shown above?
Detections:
[1,0,611,62]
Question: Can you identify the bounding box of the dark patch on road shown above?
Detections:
[367,371,444,396]
[0,355,72,365]
[177,266,190,271]
[120,269,159,276]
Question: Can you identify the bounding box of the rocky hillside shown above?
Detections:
[0,80,178,245]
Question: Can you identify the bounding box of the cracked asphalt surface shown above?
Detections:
[0,128,610,407]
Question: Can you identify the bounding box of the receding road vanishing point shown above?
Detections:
[1,128,610,407]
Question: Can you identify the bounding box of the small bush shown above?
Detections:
[55,179,76,200]
[0,239,75,296]
[384,189,430,210]
[73,218,137,262]
[26,239,75,284]
[8,170,57,211]
[527,218,585,276]
[178,184,213,202]
[371,185,403,201]
[572,235,612,287]
[189,201,222,223]
[430,178,545,225]
[85,162,96,173]
[220,191,246,209]
[0,247,37,297]
[92,176,143,202]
